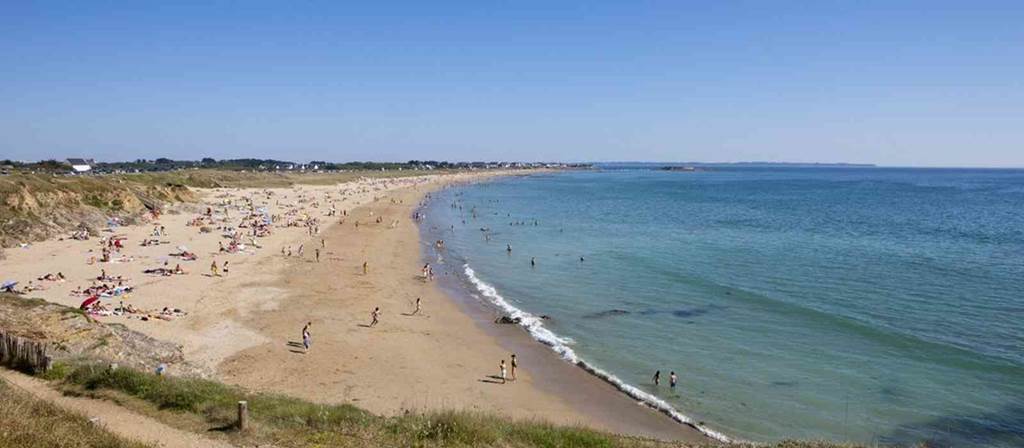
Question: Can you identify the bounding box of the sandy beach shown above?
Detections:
[0,171,706,442]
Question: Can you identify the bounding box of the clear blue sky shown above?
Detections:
[2,1,1022,167]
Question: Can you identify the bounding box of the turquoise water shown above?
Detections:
[420,168,1024,447]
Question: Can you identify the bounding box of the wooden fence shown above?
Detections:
[0,331,51,373]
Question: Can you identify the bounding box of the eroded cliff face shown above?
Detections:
[0,177,196,247]
[0,294,210,377]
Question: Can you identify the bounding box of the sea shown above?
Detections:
[419,166,1024,447]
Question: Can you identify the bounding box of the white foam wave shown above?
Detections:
[462,264,733,443]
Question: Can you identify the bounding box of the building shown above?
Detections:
[67,158,94,174]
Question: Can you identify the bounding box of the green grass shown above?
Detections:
[50,363,871,448]
[0,378,152,448]
[57,364,678,447]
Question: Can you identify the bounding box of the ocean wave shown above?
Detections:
[462,264,733,443]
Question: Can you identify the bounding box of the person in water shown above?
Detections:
[670,371,677,388]
[507,243,512,253]
[653,370,661,385]
[530,257,536,267]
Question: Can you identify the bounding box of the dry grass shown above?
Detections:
[0,378,152,448]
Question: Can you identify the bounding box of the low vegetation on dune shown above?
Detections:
[35,362,867,448]
[0,173,195,246]
[0,168,442,247]
[0,378,152,448]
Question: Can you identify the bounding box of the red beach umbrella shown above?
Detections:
[79,296,99,310]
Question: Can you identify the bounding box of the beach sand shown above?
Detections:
[0,172,706,442]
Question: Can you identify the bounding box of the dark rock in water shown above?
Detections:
[539,314,551,320]
[583,309,631,319]
[671,307,711,318]
[495,315,522,324]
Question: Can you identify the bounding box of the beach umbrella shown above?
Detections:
[79,296,99,310]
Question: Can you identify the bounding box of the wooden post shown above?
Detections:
[237,401,248,431]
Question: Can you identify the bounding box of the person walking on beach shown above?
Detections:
[411,297,421,315]
[510,354,518,381]
[499,359,507,384]
[222,261,229,275]
[653,370,661,386]
[210,261,220,277]
[670,371,677,389]
[363,261,368,275]
[315,248,320,263]
[370,307,381,327]
[302,322,312,351]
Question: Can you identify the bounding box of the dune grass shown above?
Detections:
[46,363,873,448]
[0,378,152,448]
[54,363,685,447]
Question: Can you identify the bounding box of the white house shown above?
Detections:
[67,158,94,174]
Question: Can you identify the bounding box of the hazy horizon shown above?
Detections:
[3,2,1022,167]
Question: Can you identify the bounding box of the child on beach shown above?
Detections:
[210,261,219,277]
[500,359,507,384]
[370,307,380,327]
[302,322,312,351]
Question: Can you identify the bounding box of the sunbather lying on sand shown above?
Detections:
[170,250,198,261]
[37,272,66,282]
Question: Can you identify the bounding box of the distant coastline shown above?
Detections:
[595,161,877,169]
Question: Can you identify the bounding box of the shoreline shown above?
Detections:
[418,178,727,443]
[0,171,710,444]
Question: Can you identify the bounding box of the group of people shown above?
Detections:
[498,354,518,384]
[300,297,425,353]
[652,370,680,389]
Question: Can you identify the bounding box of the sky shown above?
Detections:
[1,1,1022,167]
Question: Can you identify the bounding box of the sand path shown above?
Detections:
[0,368,233,448]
